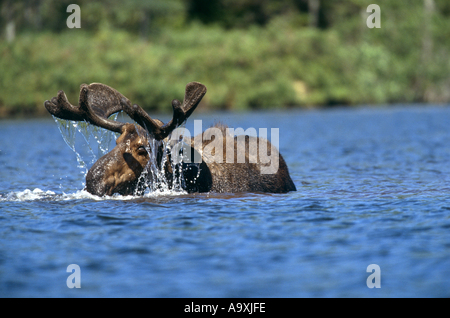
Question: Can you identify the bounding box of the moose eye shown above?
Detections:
[137,146,148,155]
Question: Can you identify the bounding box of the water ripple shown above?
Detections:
[1,108,450,297]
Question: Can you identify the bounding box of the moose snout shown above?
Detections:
[85,144,147,196]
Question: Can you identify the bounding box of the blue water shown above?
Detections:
[1,105,450,297]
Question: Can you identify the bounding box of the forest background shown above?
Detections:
[1,0,449,117]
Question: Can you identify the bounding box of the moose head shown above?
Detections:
[45,82,296,196]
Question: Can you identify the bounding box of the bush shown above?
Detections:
[1,8,449,118]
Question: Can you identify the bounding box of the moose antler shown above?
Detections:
[121,81,207,140]
[44,83,127,133]
[44,82,207,139]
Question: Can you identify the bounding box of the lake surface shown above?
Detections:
[1,105,450,297]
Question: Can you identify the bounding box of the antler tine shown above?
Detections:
[44,83,126,133]
[44,90,85,121]
[122,82,207,140]
[180,81,208,119]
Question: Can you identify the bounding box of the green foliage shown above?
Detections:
[0,0,449,117]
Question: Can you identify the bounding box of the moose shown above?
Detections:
[44,82,296,196]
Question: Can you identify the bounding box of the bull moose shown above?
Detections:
[44,82,296,196]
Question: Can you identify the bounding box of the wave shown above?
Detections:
[0,187,188,202]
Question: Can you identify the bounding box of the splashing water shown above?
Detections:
[54,115,118,173]
[52,115,195,197]
[134,121,198,196]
